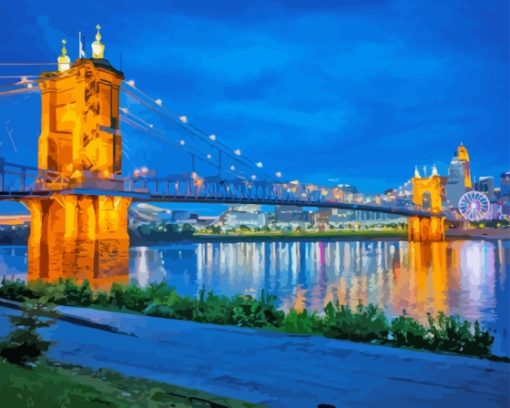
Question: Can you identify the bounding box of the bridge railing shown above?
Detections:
[123,176,426,212]
[0,158,70,194]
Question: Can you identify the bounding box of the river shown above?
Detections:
[0,238,508,356]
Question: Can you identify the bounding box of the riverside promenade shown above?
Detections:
[0,304,508,408]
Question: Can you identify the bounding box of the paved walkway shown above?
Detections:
[0,304,508,408]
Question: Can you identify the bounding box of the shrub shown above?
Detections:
[230,291,284,328]
[0,298,59,366]
[283,309,322,334]
[391,312,427,349]
[194,289,233,325]
[0,278,32,302]
[424,312,493,355]
[109,283,153,312]
[323,302,389,342]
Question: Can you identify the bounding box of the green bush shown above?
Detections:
[424,312,493,355]
[195,289,233,325]
[0,278,32,302]
[283,309,323,334]
[230,291,284,328]
[0,298,59,366]
[323,302,389,342]
[391,312,428,349]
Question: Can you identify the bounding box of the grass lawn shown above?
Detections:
[0,359,261,408]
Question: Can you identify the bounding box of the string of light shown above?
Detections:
[121,82,283,180]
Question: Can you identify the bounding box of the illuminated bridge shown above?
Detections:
[0,26,457,282]
[0,159,456,221]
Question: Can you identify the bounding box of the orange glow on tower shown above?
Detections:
[24,29,131,286]
[457,143,472,189]
[408,165,446,242]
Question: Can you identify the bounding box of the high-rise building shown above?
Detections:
[501,172,510,202]
[475,176,495,202]
[457,143,472,189]
[446,155,466,207]
[445,143,473,208]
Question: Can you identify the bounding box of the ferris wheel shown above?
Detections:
[458,191,491,221]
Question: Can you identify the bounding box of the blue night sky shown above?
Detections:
[0,0,508,214]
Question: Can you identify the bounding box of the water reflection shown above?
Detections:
[0,238,508,355]
[128,239,509,356]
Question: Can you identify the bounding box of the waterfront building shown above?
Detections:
[222,205,267,229]
[501,171,510,202]
[275,206,309,224]
[445,143,473,208]
[475,176,496,202]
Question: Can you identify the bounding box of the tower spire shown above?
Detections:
[414,166,421,179]
[91,24,105,59]
[57,39,70,72]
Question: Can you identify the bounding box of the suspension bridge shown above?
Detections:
[0,27,458,282]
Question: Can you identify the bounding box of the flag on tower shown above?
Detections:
[79,32,86,58]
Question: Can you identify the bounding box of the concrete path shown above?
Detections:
[0,304,508,408]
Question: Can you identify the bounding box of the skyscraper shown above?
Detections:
[446,154,466,208]
[457,143,472,189]
[446,143,472,208]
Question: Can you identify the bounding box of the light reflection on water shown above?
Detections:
[0,239,508,356]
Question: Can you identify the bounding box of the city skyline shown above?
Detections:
[0,1,508,194]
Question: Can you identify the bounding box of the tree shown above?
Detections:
[0,298,59,366]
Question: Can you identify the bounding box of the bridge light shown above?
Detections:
[179,115,188,123]
[140,166,149,176]
[126,79,136,88]
[155,98,162,106]
[179,139,186,146]
[209,134,216,141]
[256,162,263,168]
[27,83,34,89]
[234,149,241,156]
[133,169,141,177]
[275,171,282,178]
[229,165,236,171]
[120,107,128,114]
[206,154,212,159]
[251,175,257,180]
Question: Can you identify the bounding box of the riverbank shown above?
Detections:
[1,303,508,408]
[193,229,408,242]
[0,279,502,360]
[0,357,258,407]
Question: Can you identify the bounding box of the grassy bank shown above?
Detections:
[0,278,498,359]
[0,358,258,408]
[195,229,407,242]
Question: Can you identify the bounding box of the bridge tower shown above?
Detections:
[24,28,131,286]
[408,165,446,242]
